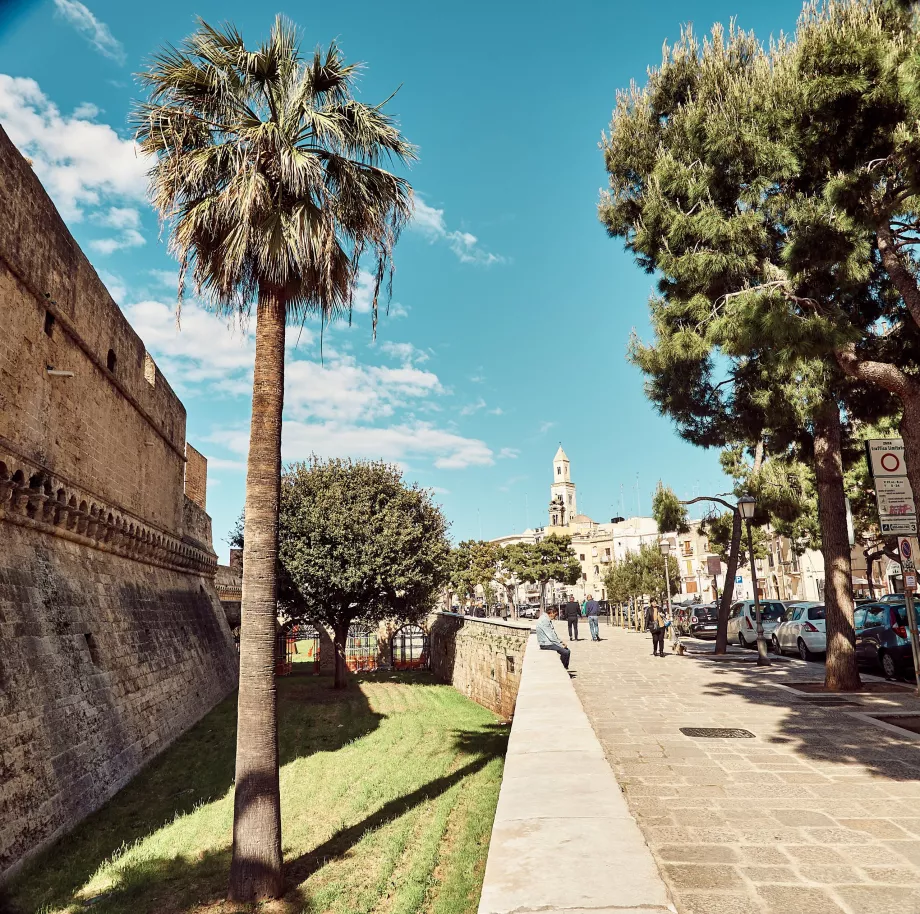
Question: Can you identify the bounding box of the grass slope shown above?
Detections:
[9,672,506,914]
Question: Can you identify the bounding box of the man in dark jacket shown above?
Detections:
[563,599,580,640]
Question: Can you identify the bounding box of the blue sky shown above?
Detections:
[0,0,806,560]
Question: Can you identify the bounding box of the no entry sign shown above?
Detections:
[867,438,908,478]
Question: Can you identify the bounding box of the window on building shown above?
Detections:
[792,553,800,573]
[605,548,611,559]
[594,566,599,576]
[106,348,117,373]
[686,581,698,594]
[557,467,561,475]
[681,541,692,556]
[582,572,587,581]
[44,310,55,338]
[768,552,775,568]
[579,554,585,561]
[685,560,693,574]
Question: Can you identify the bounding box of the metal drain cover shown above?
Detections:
[680,727,755,739]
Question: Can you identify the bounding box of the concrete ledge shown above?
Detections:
[478,634,675,914]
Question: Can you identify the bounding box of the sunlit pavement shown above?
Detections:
[564,622,920,914]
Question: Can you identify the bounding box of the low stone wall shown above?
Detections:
[428,613,530,718]
[476,629,672,914]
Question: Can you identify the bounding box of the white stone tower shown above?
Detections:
[550,445,577,523]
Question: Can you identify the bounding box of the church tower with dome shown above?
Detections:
[549,445,577,527]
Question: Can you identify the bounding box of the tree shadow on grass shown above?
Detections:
[282,723,508,893]
[10,721,508,914]
[679,650,920,783]
[8,676,383,914]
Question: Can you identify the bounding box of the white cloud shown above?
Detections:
[98,269,126,301]
[412,198,504,266]
[460,397,487,417]
[538,421,555,435]
[53,0,126,64]
[210,421,494,471]
[89,206,145,254]
[378,341,429,365]
[499,447,520,459]
[429,486,450,495]
[0,75,147,221]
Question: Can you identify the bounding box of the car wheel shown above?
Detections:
[881,651,898,680]
[738,632,747,648]
[797,638,812,662]
[771,635,781,654]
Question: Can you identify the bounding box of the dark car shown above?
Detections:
[686,602,719,638]
[855,602,915,679]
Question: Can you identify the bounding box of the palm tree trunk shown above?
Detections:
[715,510,741,655]
[814,401,861,691]
[229,291,286,901]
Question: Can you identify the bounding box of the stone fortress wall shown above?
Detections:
[0,125,239,881]
[428,613,530,719]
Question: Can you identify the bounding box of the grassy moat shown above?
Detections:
[9,673,506,914]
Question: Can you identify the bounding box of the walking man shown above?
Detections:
[645,600,666,657]
[585,594,600,641]
[563,599,580,641]
[535,606,571,669]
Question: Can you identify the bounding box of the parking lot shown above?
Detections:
[566,622,920,914]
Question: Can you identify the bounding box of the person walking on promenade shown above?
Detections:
[563,599,580,641]
[585,594,601,641]
[646,600,665,657]
[535,607,571,668]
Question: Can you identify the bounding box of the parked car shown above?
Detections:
[772,603,825,660]
[855,602,915,679]
[517,603,540,619]
[727,600,787,648]
[878,594,908,604]
[686,602,719,638]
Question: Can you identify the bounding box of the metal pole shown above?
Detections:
[663,554,676,648]
[747,519,770,666]
[904,589,920,697]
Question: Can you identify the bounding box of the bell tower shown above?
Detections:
[549,445,577,524]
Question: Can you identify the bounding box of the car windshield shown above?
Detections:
[808,606,826,621]
[758,604,786,622]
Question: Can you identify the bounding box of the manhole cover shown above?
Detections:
[679,727,755,739]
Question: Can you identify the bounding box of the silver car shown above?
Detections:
[727,600,787,648]
[772,603,826,660]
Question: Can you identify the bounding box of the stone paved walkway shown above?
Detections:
[565,622,920,914]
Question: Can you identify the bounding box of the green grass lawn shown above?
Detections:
[8,672,507,914]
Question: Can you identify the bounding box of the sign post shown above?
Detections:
[899,538,920,697]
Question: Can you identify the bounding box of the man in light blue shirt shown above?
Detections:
[535,606,571,669]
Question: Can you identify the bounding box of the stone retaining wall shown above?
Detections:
[428,613,530,718]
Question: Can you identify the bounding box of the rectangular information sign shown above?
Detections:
[884,517,919,536]
[867,438,908,478]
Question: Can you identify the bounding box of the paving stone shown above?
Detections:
[661,863,745,890]
[836,817,913,839]
[657,844,739,863]
[772,809,836,827]
[835,884,920,912]
[755,886,848,913]
[739,865,799,883]
[680,892,765,913]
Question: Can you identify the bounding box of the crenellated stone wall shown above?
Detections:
[428,613,530,719]
[0,124,238,882]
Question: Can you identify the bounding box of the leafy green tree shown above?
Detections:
[597,21,897,689]
[134,19,415,898]
[504,535,581,610]
[278,459,449,690]
[449,540,501,608]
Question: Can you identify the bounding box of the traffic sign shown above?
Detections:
[883,517,919,535]
[867,438,908,478]
[902,539,914,561]
[907,574,917,592]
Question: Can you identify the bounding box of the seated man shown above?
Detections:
[535,606,571,668]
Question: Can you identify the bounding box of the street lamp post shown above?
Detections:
[738,496,770,666]
[660,539,675,646]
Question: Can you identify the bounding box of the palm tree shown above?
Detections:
[133,18,414,901]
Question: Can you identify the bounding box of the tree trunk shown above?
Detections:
[715,510,741,655]
[901,392,920,523]
[333,623,349,690]
[539,580,546,613]
[229,292,286,901]
[814,401,861,691]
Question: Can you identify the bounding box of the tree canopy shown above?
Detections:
[503,536,582,608]
[278,458,450,688]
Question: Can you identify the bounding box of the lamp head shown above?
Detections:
[658,539,671,556]
[738,495,756,521]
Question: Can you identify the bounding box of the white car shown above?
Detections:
[772,603,826,660]
[727,600,787,648]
